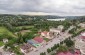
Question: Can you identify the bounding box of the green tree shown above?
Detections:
[47,48,51,53]
[17,32,24,44]
[58,45,68,52]
[40,52,46,55]
[65,39,74,47]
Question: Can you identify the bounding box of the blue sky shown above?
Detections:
[0,0,85,16]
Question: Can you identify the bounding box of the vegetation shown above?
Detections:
[0,41,4,46]
[65,39,74,47]
[0,14,85,55]
[40,52,46,55]
[0,27,15,37]
[47,48,51,53]
[58,45,68,52]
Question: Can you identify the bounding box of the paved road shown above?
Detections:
[26,26,74,55]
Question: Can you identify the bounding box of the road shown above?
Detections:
[26,26,74,55]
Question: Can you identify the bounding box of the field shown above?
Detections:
[0,41,4,46]
[0,27,16,37]
[15,26,34,29]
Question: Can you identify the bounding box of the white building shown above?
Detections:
[20,43,35,54]
[75,32,85,55]
[78,23,85,28]
[81,32,85,36]
[50,28,61,34]
[57,25,64,31]
[47,18,66,21]
[3,38,8,43]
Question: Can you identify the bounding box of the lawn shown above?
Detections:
[15,26,34,29]
[0,27,16,37]
[44,38,50,42]
[0,41,4,46]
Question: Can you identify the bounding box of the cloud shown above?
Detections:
[0,0,85,16]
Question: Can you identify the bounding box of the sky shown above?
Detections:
[0,0,85,16]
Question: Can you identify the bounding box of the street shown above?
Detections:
[26,26,73,55]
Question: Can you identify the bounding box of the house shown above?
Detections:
[75,39,85,55]
[75,32,85,55]
[41,31,49,37]
[33,37,44,43]
[50,28,61,36]
[80,32,85,41]
[57,25,64,31]
[33,37,46,45]
[20,43,35,53]
[81,32,85,36]
[2,52,15,55]
[78,23,85,28]
[57,50,80,55]
[3,38,8,43]
[40,31,52,39]
[27,39,41,47]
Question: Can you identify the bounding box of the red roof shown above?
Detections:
[33,37,44,43]
[57,50,80,55]
[57,52,73,55]
[74,50,81,55]
[81,36,85,39]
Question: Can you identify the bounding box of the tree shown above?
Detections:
[53,44,58,49]
[51,47,54,51]
[17,32,24,44]
[69,28,76,34]
[65,39,74,47]
[22,32,35,42]
[40,52,46,55]
[47,48,51,53]
[58,45,68,52]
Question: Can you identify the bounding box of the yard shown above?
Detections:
[0,27,16,37]
[15,26,34,29]
[0,41,4,46]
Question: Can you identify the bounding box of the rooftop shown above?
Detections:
[21,43,32,50]
[33,37,44,43]
[41,31,49,35]
[57,50,80,55]
[81,32,85,36]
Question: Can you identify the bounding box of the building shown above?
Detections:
[41,31,52,39]
[57,25,64,31]
[3,38,8,43]
[57,50,80,55]
[20,43,35,54]
[78,23,85,28]
[2,52,15,55]
[50,28,61,36]
[75,32,85,55]
[27,39,41,47]
[47,18,66,21]
[33,37,45,45]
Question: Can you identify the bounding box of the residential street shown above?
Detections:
[26,26,73,55]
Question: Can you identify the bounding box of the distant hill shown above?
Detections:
[0,14,84,20]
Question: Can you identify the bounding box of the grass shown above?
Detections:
[75,28,85,34]
[15,26,34,29]
[44,38,50,42]
[0,27,16,37]
[0,41,4,46]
